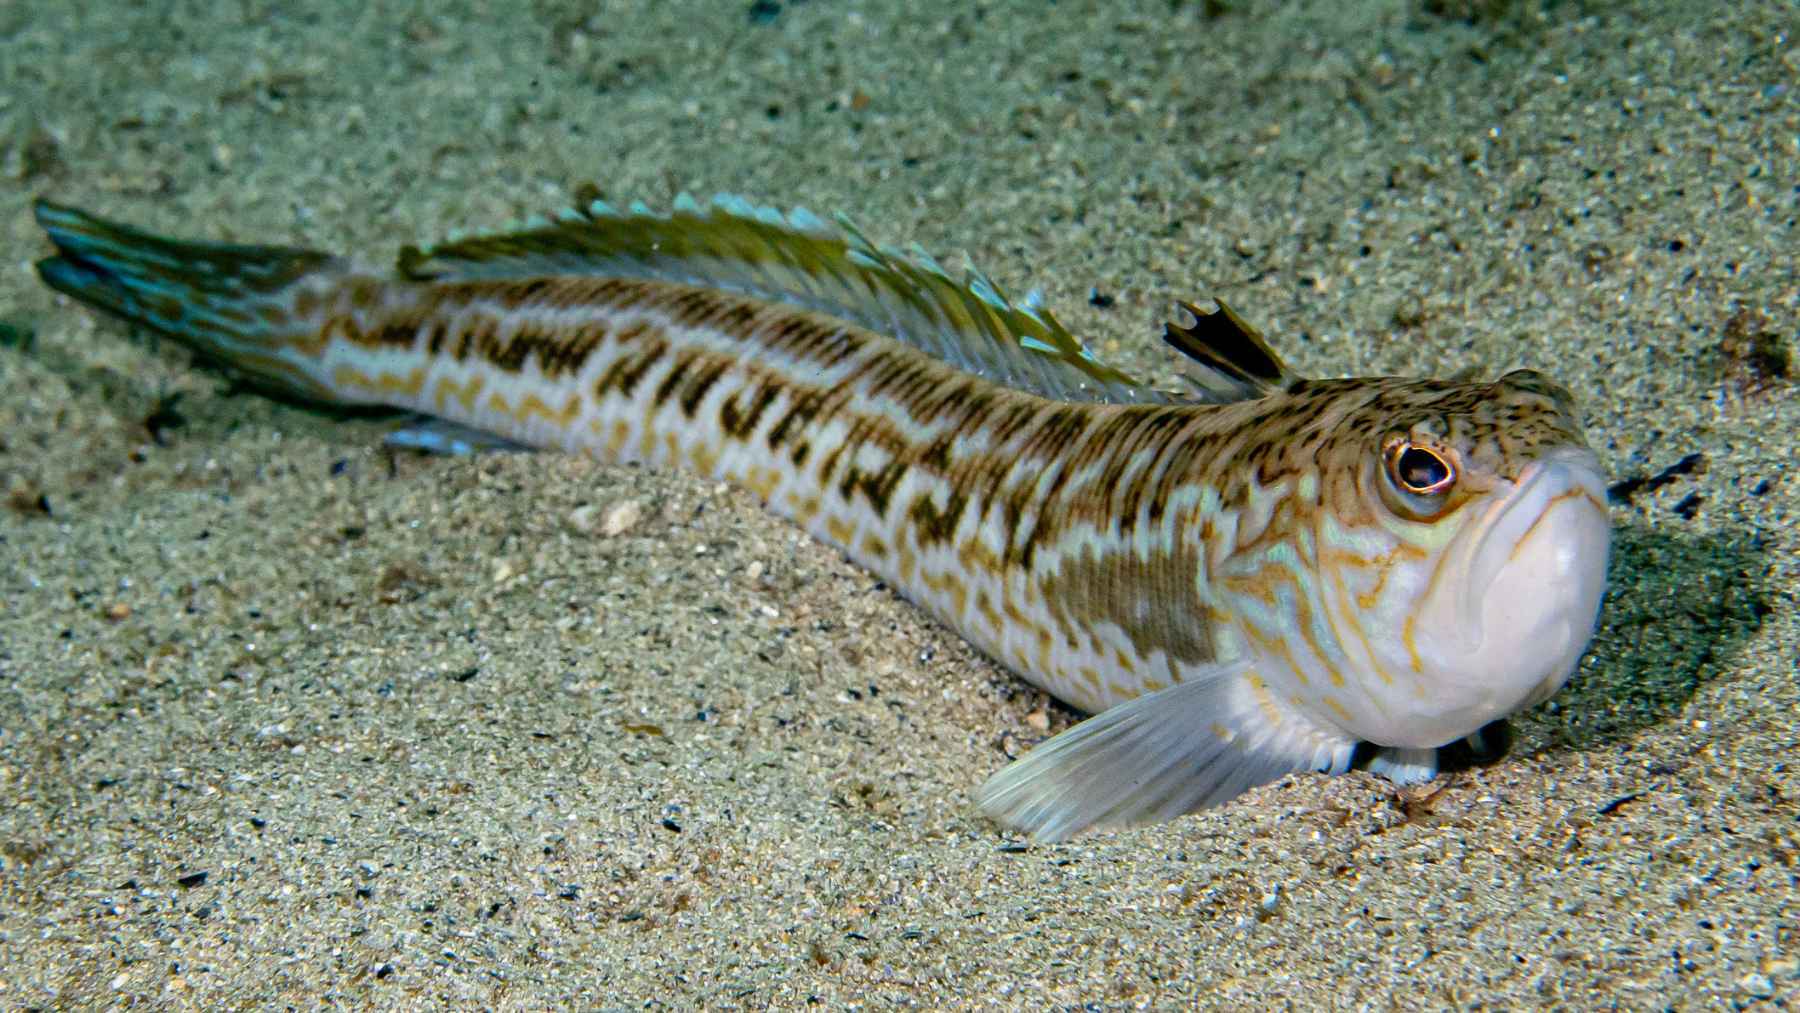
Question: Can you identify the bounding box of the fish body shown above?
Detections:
[33,195,1611,841]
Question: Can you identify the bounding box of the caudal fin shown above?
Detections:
[33,200,347,402]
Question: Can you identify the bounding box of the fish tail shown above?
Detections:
[33,199,350,402]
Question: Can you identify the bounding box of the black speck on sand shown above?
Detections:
[2,1,1795,1006]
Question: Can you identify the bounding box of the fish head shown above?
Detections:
[1317,369,1611,747]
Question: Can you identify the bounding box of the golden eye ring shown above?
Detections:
[1387,441,1456,496]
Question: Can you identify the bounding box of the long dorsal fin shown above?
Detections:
[396,191,1173,405]
[1163,299,1299,401]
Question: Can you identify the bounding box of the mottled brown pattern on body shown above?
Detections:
[1037,539,1216,669]
[311,279,617,380]
[308,276,886,391]
[270,262,1597,720]
[304,268,1591,559]
[1015,374,1594,551]
[719,381,781,439]
[593,326,669,401]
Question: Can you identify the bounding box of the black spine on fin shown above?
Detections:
[1163,300,1295,400]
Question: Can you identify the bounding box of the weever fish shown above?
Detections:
[31,194,1612,842]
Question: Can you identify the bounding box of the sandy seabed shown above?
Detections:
[1,0,1795,1006]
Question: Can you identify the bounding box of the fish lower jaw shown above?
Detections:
[1361,660,1581,751]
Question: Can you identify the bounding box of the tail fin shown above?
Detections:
[33,200,347,403]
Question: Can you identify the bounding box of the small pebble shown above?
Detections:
[566,503,601,534]
[601,499,644,537]
[1259,884,1282,914]
[1738,972,1774,998]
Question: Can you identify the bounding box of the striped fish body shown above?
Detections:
[34,197,1612,841]
[32,199,1241,710]
[305,274,1230,718]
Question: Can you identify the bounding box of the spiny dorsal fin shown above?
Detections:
[395,191,1172,405]
[1163,299,1299,402]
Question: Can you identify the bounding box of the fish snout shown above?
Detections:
[1391,448,1610,745]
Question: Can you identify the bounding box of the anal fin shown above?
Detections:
[383,416,532,455]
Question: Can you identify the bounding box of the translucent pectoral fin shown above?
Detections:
[975,662,1358,842]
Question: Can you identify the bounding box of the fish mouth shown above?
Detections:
[1436,447,1612,655]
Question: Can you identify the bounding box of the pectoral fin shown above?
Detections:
[975,662,1357,842]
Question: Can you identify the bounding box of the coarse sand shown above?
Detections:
[1,0,1795,1006]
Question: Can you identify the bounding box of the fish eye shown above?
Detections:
[1388,443,1455,495]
